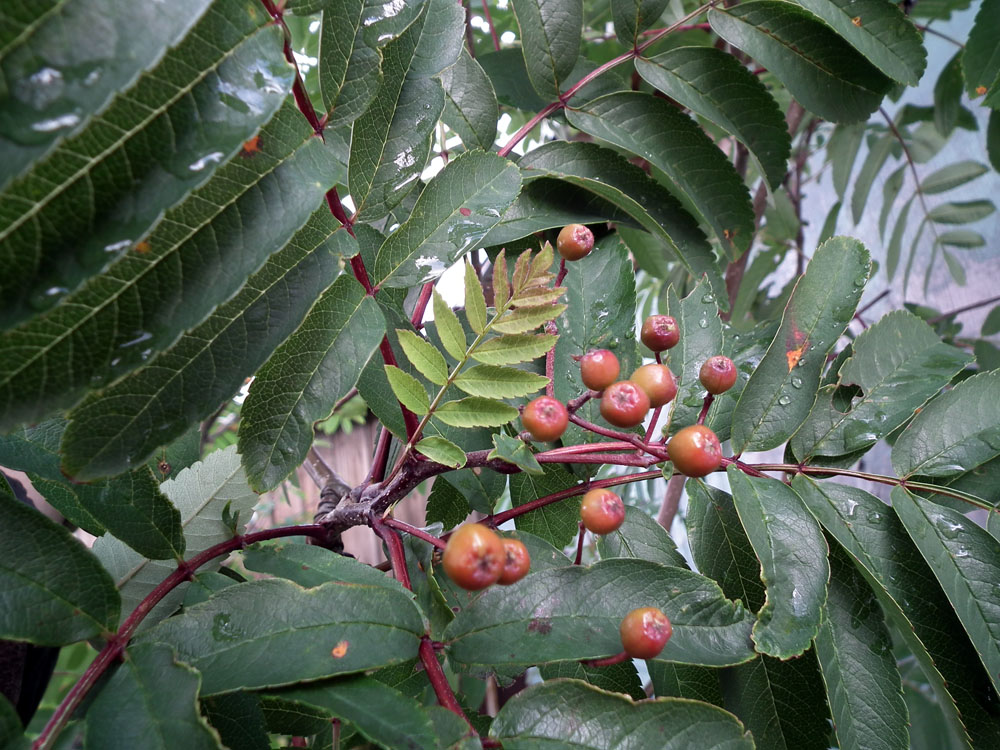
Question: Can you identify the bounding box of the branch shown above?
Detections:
[34,524,334,750]
[927,293,1000,324]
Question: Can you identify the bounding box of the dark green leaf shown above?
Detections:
[988,111,1000,171]
[445,559,755,668]
[794,476,1000,748]
[940,232,985,250]
[415,436,467,468]
[727,468,829,659]
[815,543,908,750]
[0,0,292,330]
[519,141,725,302]
[552,235,640,446]
[504,529,572,572]
[828,123,865,200]
[709,1,893,123]
[596,505,688,568]
[612,0,670,46]
[509,466,581,548]
[648,662,724,706]
[0,694,24,749]
[488,432,544,475]
[59,214,348,478]
[686,481,765,613]
[511,0,581,98]
[892,488,1000,696]
[539,661,645,700]
[791,0,926,85]
[935,52,964,136]
[348,0,463,219]
[237,275,386,491]
[852,135,894,224]
[791,309,971,461]
[732,236,871,452]
[887,197,913,280]
[636,46,790,189]
[983,305,1000,336]
[567,92,754,255]
[241,542,406,592]
[440,49,499,151]
[0,103,340,432]
[476,49,550,112]
[720,650,833,750]
[85,642,222,750]
[426,476,473,530]
[257,695,330,736]
[201,692,269,750]
[879,166,906,239]
[270,676,437,750]
[0,489,120,644]
[492,679,754,749]
[373,150,521,288]
[94,447,259,630]
[664,280,724,435]
[140,578,424,694]
[892,369,1000,478]
[962,0,1000,99]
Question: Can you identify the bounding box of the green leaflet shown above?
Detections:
[510,0,581,98]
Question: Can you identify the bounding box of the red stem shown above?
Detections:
[383,518,447,550]
[537,441,635,457]
[643,405,663,444]
[372,517,413,589]
[568,414,669,459]
[538,452,657,466]
[419,637,474,728]
[34,524,332,750]
[367,427,393,483]
[411,282,435,327]
[260,0,324,137]
[696,393,714,425]
[574,522,586,565]
[488,470,661,527]
[326,188,355,236]
[481,0,501,52]
[582,651,630,668]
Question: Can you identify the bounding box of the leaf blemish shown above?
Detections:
[527,618,552,635]
[331,640,349,658]
[785,325,808,371]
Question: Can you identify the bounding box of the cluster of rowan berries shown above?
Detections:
[439,224,748,661]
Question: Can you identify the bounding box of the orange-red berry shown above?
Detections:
[580,349,620,391]
[620,607,672,659]
[600,381,650,428]
[556,224,595,261]
[640,315,679,352]
[498,539,531,585]
[580,489,626,535]
[522,396,569,442]
[667,424,723,477]
[442,524,505,591]
[699,355,738,395]
[630,363,677,407]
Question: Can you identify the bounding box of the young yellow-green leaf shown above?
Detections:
[415,436,467,469]
[434,397,518,428]
[709,2,893,123]
[454,365,548,399]
[85,642,221,750]
[492,680,754,749]
[727,467,829,659]
[511,286,566,307]
[511,0,581,98]
[445,559,756,668]
[636,46,791,189]
[493,304,567,334]
[464,260,488,335]
[493,250,511,307]
[732,236,871,453]
[139,578,425,695]
[511,248,533,294]
[0,489,120,645]
[432,290,468,361]
[397,329,449,385]
[471,333,558,366]
[791,0,926,86]
[528,241,555,283]
[892,488,1000,697]
[384,366,430,415]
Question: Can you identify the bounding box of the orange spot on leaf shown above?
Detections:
[976,85,988,96]
[851,16,862,26]
[241,135,262,156]
[134,241,151,254]
[331,641,349,658]
[785,324,808,371]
